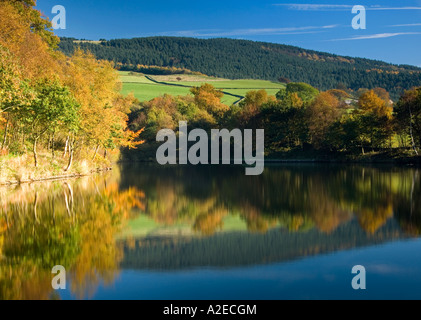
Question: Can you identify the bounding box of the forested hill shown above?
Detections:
[59,36,421,97]
[119,220,406,270]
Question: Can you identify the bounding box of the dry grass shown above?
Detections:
[0,150,113,185]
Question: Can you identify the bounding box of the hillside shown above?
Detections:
[59,36,421,98]
[119,220,406,270]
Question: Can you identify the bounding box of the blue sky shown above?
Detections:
[36,0,421,67]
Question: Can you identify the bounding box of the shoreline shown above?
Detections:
[0,167,113,186]
[118,156,421,166]
[3,153,420,187]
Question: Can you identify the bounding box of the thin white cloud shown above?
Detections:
[274,3,421,11]
[368,6,421,10]
[329,32,421,41]
[391,23,421,27]
[274,4,352,11]
[157,25,339,37]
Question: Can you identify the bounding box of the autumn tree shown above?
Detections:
[0,45,28,115]
[190,84,229,120]
[8,0,59,49]
[0,1,60,81]
[306,92,343,150]
[373,87,392,107]
[62,48,143,165]
[354,90,394,150]
[238,90,275,127]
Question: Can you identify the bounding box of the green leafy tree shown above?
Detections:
[277,82,319,104]
[395,87,421,153]
[18,80,80,166]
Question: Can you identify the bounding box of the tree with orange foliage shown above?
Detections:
[306,91,343,150]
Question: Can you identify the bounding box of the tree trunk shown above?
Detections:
[51,132,55,159]
[92,144,100,161]
[409,105,418,155]
[33,137,39,167]
[48,134,52,152]
[65,139,74,172]
[63,135,69,158]
[1,115,9,149]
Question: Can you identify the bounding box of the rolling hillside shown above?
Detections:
[60,36,421,98]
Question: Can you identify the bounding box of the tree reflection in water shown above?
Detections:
[0,169,145,300]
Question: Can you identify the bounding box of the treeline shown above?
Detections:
[0,1,142,179]
[121,65,203,76]
[58,36,421,99]
[126,81,421,160]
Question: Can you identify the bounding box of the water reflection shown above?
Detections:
[0,164,420,299]
[0,170,144,299]
[119,164,421,236]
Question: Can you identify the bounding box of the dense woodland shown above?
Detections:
[59,36,421,99]
[125,81,421,161]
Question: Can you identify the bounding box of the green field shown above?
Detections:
[117,212,250,239]
[119,71,284,105]
[121,82,192,102]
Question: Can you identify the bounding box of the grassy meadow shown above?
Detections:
[119,71,285,105]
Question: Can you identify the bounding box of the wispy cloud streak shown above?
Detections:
[391,23,421,27]
[329,32,421,41]
[157,25,339,37]
[274,4,352,10]
[274,3,421,11]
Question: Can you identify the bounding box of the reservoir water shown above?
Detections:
[1,163,420,300]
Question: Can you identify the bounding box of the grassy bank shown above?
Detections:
[0,150,115,185]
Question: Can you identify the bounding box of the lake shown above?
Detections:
[1,163,421,300]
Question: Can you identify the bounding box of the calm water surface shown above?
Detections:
[1,164,421,300]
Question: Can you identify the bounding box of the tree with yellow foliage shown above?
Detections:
[190,83,229,119]
[354,90,394,150]
[0,1,144,176]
